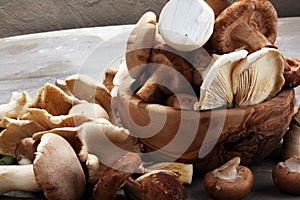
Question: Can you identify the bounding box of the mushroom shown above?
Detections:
[0,133,86,200]
[124,171,188,200]
[102,68,118,92]
[283,57,300,88]
[158,0,215,52]
[232,47,285,107]
[204,0,231,17]
[93,152,142,200]
[85,153,108,185]
[166,93,198,110]
[272,156,300,195]
[211,0,278,54]
[203,157,254,200]
[32,83,74,116]
[126,11,157,79]
[0,119,45,157]
[68,103,110,121]
[0,91,32,120]
[195,49,248,110]
[15,137,38,165]
[21,108,93,130]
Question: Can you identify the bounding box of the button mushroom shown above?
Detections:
[211,0,278,54]
[0,133,86,200]
[158,0,215,51]
[272,156,300,195]
[203,157,254,200]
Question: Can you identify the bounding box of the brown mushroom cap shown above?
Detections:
[33,133,86,200]
[283,57,300,88]
[205,0,231,17]
[203,157,254,200]
[126,11,157,79]
[15,137,38,165]
[272,157,300,195]
[211,0,278,54]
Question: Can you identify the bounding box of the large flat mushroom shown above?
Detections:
[0,133,86,200]
[211,0,278,54]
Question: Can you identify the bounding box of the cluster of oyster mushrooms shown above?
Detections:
[0,74,195,199]
[126,0,300,111]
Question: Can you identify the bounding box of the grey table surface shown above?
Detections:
[0,17,300,199]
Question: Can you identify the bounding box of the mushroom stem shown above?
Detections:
[0,165,41,194]
[231,22,275,52]
[213,157,240,182]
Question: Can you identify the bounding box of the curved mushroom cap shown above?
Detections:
[196,49,248,110]
[158,0,215,52]
[33,133,86,200]
[211,0,278,53]
[203,157,254,200]
[139,172,188,200]
[68,103,110,121]
[272,157,300,195]
[126,11,157,79]
[232,48,285,107]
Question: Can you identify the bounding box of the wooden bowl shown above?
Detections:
[117,80,295,171]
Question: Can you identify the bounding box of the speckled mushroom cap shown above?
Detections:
[33,133,86,200]
[211,0,278,53]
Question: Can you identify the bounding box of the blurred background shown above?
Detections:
[0,0,299,38]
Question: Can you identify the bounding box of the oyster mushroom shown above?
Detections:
[272,156,300,195]
[15,137,38,165]
[195,49,248,110]
[0,91,31,120]
[103,68,118,92]
[232,48,285,107]
[32,83,74,116]
[0,133,86,200]
[93,152,141,200]
[0,119,45,157]
[124,171,188,200]
[203,157,254,200]
[126,11,157,79]
[211,0,278,53]
[158,0,215,51]
[68,103,110,121]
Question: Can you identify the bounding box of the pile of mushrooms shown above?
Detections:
[0,74,193,199]
[125,0,300,111]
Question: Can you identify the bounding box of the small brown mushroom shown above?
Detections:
[283,57,300,88]
[102,68,118,92]
[124,171,188,200]
[203,157,254,200]
[93,152,142,200]
[272,156,300,195]
[15,137,38,165]
[0,133,86,200]
[211,0,278,54]
[205,0,231,17]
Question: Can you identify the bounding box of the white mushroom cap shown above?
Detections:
[34,133,86,200]
[158,0,215,51]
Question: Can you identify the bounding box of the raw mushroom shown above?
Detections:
[102,68,118,92]
[195,49,248,110]
[211,0,278,54]
[0,91,32,120]
[232,48,285,107]
[85,153,108,185]
[93,152,141,200]
[126,11,157,79]
[204,0,231,17]
[124,171,188,200]
[0,133,86,200]
[15,137,38,165]
[283,57,300,88]
[0,119,45,157]
[203,157,254,200]
[68,103,110,121]
[158,0,215,52]
[272,156,300,195]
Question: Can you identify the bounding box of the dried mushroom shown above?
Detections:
[195,49,248,110]
[0,133,86,200]
[203,157,254,200]
[211,0,278,53]
[232,48,285,107]
[272,156,300,195]
[0,91,31,120]
[158,0,215,51]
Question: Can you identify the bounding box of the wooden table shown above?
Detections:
[0,17,300,199]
